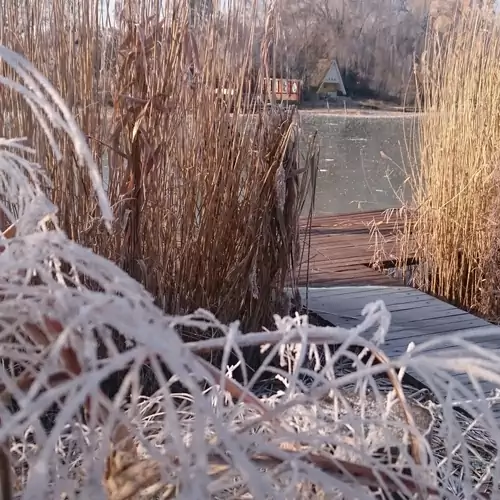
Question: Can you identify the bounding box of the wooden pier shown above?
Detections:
[297,209,410,286]
[299,209,500,415]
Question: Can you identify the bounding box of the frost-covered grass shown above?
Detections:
[0,40,500,500]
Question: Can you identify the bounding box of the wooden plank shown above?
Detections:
[302,221,402,232]
[305,246,404,259]
[302,220,400,230]
[377,333,500,356]
[302,249,408,265]
[303,277,395,286]
[303,266,387,278]
[305,212,397,222]
[304,264,373,275]
[304,243,379,254]
[301,286,419,300]
[310,246,404,259]
[296,270,397,286]
[296,209,413,287]
[302,209,397,225]
[304,258,372,268]
[298,266,389,277]
[302,287,478,318]
[307,251,402,263]
[296,276,395,287]
[341,300,465,317]
[303,228,395,237]
[309,241,403,254]
[304,286,421,299]
[300,285,407,297]
[304,239,386,252]
[305,260,375,270]
[313,312,475,340]
[309,314,491,343]
[298,283,500,413]
[307,253,390,264]
[304,296,473,323]
[308,294,434,311]
[380,327,500,351]
[307,246,388,258]
[301,286,499,345]
[305,209,383,220]
[297,277,395,287]
[305,291,470,323]
[304,231,388,241]
[310,237,402,250]
[311,294,469,320]
[391,315,487,333]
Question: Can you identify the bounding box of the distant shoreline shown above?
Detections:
[297,98,420,118]
[298,108,420,118]
[79,101,421,121]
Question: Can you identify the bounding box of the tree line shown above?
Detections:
[96,0,496,106]
[250,0,495,103]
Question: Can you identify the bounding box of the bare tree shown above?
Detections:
[256,0,444,102]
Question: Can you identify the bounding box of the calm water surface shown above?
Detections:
[102,113,418,216]
[300,113,418,215]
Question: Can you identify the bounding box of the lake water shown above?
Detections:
[300,113,418,215]
[101,112,418,216]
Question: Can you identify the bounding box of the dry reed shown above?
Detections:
[384,6,500,320]
[2,42,500,499]
[0,0,315,341]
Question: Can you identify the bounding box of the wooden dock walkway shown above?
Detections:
[297,209,411,287]
[299,209,500,417]
[302,285,500,416]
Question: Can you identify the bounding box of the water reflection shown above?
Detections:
[300,113,418,215]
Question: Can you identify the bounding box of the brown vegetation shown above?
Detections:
[0,0,315,335]
[385,5,500,320]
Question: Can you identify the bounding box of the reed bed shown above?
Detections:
[378,6,500,320]
[0,0,315,343]
[1,35,500,500]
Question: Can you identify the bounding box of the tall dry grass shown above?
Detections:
[0,0,315,338]
[390,6,500,319]
[2,43,500,500]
